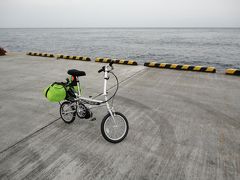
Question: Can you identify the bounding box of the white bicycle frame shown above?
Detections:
[74,64,116,121]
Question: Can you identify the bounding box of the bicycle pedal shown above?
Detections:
[90,117,96,121]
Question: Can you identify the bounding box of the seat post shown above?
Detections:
[76,76,81,96]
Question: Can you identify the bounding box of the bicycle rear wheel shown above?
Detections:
[60,101,76,124]
[101,112,129,143]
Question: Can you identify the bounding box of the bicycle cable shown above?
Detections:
[99,71,119,104]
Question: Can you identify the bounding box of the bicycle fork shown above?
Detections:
[104,96,116,125]
[103,70,117,125]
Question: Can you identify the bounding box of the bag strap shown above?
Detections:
[51,82,66,86]
[45,86,50,98]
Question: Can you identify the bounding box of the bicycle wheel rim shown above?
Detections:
[61,103,75,122]
[104,114,127,141]
[77,103,87,118]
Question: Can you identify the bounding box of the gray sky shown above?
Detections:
[0,0,240,28]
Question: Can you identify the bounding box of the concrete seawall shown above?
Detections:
[0,53,240,179]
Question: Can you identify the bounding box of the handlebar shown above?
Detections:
[98,61,114,73]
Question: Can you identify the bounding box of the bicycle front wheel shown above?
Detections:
[101,112,129,143]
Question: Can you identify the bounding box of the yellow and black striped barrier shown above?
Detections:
[144,62,216,73]
[114,59,138,65]
[225,69,240,76]
[95,57,138,65]
[56,54,91,61]
[27,52,54,58]
[95,57,112,63]
[27,52,91,61]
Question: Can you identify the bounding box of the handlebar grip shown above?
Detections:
[109,61,114,67]
[98,66,105,73]
[98,69,103,73]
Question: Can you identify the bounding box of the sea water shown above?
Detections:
[0,28,239,70]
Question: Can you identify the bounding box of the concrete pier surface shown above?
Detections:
[0,53,240,180]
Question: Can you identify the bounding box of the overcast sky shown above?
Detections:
[0,0,240,28]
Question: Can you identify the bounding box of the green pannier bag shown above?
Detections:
[43,82,67,102]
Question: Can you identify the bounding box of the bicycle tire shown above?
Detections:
[101,112,129,143]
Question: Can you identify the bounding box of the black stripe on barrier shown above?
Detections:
[165,64,171,68]
[188,66,195,71]
[144,62,152,66]
[27,52,35,56]
[77,56,83,60]
[175,65,183,70]
[144,62,216,73]
[84,57,91,61]
[234,71,240,75]
[200,67,207,72]
[48,54,54,57]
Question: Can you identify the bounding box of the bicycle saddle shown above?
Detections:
[67,69,86,77]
